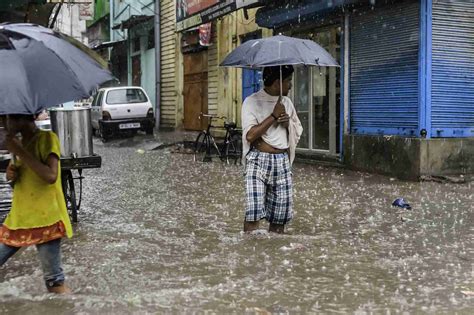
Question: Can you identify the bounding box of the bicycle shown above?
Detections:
[193,113,242,164]
[221,120,243,165]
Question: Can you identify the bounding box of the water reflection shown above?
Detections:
[0,137,473,313]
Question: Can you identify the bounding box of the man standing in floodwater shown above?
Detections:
[241,65,303,234]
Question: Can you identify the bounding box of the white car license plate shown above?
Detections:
[119,123,140,129]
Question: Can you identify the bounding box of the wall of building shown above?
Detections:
[167,8,268,130]
[160,0,181,129]
[54,4,88,44]
[91,0,109,21]
[85,0,109,52]
[215,9,271,127]
[344,134,474,180]
[344,134,422,180]
[106,0,157,116]
[142,39,156,111]
[207,22,219,117]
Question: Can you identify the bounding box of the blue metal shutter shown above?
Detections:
[431,0,474,138]
[350,2,419,136]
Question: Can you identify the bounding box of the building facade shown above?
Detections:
[166,1,269,131]
[86,1,156,110]
[52,3,89,45]
[84,0,473,179]
[254,0,474,179]
[110,0,156,108]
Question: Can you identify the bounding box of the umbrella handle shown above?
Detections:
[280,65,282,98]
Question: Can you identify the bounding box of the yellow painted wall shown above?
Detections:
[216,9,272,127]
[160,0,182,129]
[162,6,269,129]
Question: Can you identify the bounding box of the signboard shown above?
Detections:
[176,0,261,32]
[79,0,94,20]
[199,22,212,46]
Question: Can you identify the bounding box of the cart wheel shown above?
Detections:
[62,170,78,223]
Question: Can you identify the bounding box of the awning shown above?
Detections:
[92,40,126,50]
[256,0,361,29]
[112,15,153,30]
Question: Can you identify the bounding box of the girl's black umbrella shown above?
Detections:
[0,23,113,115]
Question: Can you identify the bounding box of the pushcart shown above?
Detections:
[0,153,101,224]
[60,154,101,223]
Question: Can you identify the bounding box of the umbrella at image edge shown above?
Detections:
[0,23,113,115]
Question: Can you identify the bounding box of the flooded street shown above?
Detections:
[0,134,473,314]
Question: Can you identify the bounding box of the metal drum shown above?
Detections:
[49,107,93,158]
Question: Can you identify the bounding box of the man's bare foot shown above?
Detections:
[244,221,260,232]
[47,284,72,294]
[269,223,285,234]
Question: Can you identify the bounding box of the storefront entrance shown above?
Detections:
[241,32,262,102]
[292,25,341,155]
[183,50,208,130]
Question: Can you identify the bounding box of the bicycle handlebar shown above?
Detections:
[199,112,227,120]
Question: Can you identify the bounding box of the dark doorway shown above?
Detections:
[132,55,141,86]
[241,32,262,102]
[183,50,208,130]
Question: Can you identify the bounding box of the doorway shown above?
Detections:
[241,32,262,102]
[183,50,208,130]
[293,25,341,155]
[132,55,141,86]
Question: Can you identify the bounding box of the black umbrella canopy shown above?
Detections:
[220,35,339,97]
[220,35,340,68]
[0,23,113,115]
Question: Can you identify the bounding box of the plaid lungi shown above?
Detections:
[244,149,293,225]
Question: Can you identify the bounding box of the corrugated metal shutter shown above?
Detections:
[431,0,474,138]
[160,0,178,128]
[350,1,419,136]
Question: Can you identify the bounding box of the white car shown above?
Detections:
[90,86,155,141]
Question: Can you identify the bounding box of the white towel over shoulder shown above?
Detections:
[241,89,303,166]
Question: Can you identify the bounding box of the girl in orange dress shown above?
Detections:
[0,114,73,294]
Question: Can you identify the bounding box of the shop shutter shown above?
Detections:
[350,1,419,136]
[431,0,474,138]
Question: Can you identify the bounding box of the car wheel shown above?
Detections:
[99,123,109,142]
[146,127,154,135]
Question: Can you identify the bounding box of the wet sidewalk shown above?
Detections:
[0,132,473,313]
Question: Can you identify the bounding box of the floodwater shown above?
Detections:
[0,134,473,314]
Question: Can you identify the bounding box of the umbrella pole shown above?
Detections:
[280,65,283,98]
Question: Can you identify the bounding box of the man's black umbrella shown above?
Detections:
[0,23,113,115]
[220,34,339,68]
[220,34,340,96]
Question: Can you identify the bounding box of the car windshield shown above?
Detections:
[106,89,148,104]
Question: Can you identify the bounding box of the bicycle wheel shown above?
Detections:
[225,131,243,165]
[193,132,209,162]
[61,170,78,222]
